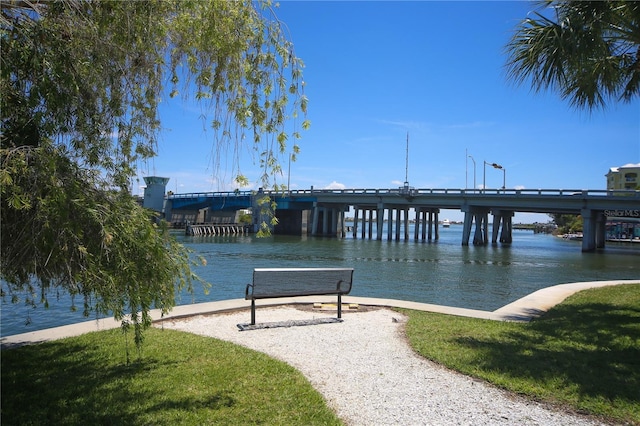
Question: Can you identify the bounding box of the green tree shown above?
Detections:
[505,1,640,111]
[549,213,583,234]
[1,0,307,347]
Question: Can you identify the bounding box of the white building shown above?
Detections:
[605,163,640,190]
[143,176,170,213]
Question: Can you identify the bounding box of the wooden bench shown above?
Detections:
[244,267,354,325]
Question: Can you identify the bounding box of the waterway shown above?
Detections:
[2,225,639,337]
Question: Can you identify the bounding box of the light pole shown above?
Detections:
[483,161,503,193]
[468,155,476,190]
[501,167,506,192]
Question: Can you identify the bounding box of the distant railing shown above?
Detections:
[168,191,254,199]
[167,188,640,199]
[274,188,640,198]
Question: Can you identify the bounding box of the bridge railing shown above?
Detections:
[167,188,640,199]
[279,188,640,198]
[168,190,254,199]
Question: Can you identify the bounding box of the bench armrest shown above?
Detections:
[245,283,254,300]
[336,279,352,294]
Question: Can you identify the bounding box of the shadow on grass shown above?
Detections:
[1,335,235,425]
[460,302,640,406]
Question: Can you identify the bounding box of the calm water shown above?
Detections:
[2,225,639,337]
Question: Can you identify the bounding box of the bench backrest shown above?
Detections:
[250,267,354,299]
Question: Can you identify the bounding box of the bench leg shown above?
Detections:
[251,299,256,325]
[337,294,342,319]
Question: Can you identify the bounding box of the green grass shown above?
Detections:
[402,283,640,424]
[3,284,639,425]
[1,328,342,425]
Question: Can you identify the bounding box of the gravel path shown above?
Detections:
[161,306,605,426]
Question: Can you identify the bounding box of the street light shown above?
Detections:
[483,161,503,193]
[468,155,476,190]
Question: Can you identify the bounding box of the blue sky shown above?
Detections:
[138,1,639,221]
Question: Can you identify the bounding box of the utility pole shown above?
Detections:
[404,132,409,187]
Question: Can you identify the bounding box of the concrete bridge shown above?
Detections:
[165,187,640,252]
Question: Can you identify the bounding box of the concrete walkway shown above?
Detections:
[1,279,637,348]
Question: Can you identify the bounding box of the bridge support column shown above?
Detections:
[322,207,329,236]
[473,212,486,245]
[395,208,401,241]
[368,209,375,239]
[335,208,343,238]
[403,208,409,241]
[362,208,371,239]
[595,212,606,249]
[462,207,489,245]
[377,204,384,240]
[500,212,513,244]
[311,203,319,236]
[491,214,500,244]
[581,209,597,252]
[352,208,360,238]
[491,210,514,244]
[462,209,472,245]
[418,208,440,242]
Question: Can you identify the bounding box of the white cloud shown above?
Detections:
[324,181,346,190]
[379,119,428,131]
[446,121,495,129]
[514,185,525,190]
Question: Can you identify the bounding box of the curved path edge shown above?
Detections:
[2,279,638,349]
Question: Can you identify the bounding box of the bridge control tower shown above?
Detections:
[143,176,170,214]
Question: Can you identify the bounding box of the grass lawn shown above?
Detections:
[402,283,640,425]
[1,328,342,425]
[2,283,639,425]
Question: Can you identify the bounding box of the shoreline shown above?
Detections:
[2,279,638,349]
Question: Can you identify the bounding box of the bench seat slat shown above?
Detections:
[249,288,352,299]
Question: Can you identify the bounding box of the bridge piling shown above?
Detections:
[491,210,514,244]
[403,208,410,241]
[462,211,472,245]
[376,204,384,240]
[352,208,359,238]
[368,209,374,239]
[580,209,609,252]
[462,208,489,245]
[595,212,606,249]
[473,212,485,245]
[420,210,427,240]
[185,223,249,236]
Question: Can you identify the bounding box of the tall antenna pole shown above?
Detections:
[405,132,409,185]
[465,148,468,189]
